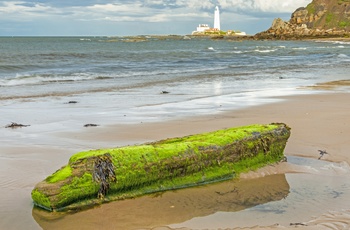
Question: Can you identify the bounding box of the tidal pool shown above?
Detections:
[32,156,350,230]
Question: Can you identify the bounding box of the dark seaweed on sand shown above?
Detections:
[5,122,30,129]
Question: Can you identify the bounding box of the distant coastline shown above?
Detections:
[2,33,350,42]
[105,34,350,42]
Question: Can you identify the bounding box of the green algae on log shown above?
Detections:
[31,123,291,212]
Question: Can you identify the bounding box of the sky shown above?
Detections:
[0,0,312,36]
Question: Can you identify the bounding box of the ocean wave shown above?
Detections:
[34,52,89,59]
[0,64,41,72]
[338,53,349,58]
[0,73,112,87]
[316,40,350,45]
[254,49,277,53]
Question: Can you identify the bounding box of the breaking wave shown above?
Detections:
[0,73,113,87]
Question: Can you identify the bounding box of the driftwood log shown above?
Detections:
[32,123,290,212]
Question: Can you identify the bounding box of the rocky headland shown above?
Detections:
[255,0,350,39]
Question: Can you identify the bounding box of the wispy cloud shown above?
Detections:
[0,1,74,22]
[0,1,53,17]
[0,0,312,35]
[217,0,311,13]
[0,0,312,22]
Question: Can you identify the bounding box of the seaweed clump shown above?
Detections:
[5,122,30,128]
[93,153,116,199]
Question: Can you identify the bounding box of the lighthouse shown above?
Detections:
[214,6,220,31]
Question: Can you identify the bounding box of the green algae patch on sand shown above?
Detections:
[32,123,291,212]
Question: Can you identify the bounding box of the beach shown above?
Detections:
[1,88,350,229]
[71,90,350,230]
[75,90,350,165]
[1,37,350,229]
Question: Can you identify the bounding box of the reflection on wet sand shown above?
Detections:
[303,79,350,90]
[32,174,289,230]
[170,157,350,229]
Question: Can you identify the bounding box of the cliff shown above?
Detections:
[256,0,350,39]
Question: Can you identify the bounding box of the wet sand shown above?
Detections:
[1,90,350,229]
[75,91,350,165]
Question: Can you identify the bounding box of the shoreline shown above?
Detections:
[1,88,350,230]
[69,91,350,164]
[36,89,350,230]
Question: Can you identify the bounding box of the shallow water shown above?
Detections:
[2,38,350,148]
[32,174,289,229]
[171,157,350,229]
[29,157,350,230]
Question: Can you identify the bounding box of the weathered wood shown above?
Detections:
[31,123,291,212]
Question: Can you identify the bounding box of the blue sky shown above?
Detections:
[0,0,312,36]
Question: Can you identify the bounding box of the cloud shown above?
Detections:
[0,0,312,22]
[0,1,67,21]
[0,0,312,35]
[0,1,52,15]
[216,0,311,13]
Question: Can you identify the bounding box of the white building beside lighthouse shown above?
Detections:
[194,5,246,35]
[192,6,232,35]
[214,6,220,31]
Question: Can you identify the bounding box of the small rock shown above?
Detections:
[67,101,78,104]
[84,124,99,127]
[290,223,307,226]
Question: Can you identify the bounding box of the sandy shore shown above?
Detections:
[2,89,350,230]
[48,90,350,230]
[76,91,350,165]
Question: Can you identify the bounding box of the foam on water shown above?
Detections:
[254,49,277,53]
[0,73,99,86]
[338,53,350,60]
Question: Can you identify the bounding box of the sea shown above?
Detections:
[1,36,350,230]
[1,37,350,126]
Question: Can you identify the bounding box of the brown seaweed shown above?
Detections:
[92,154,117,199]
[5,122,30,128]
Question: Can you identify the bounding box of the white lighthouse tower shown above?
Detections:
[214,6,220,31]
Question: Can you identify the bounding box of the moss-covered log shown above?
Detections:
[32,123,290,212]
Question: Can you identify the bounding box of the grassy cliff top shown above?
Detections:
[299,0,350,31]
